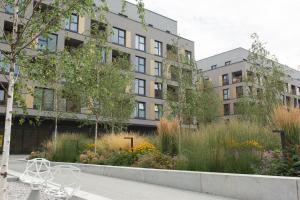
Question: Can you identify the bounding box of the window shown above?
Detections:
[135,56,145,73]
[155,82,163,99]
[0,88,5,105]
[185,50,192,63]
[33,88,54,111]
[211,65,217,70]
[66,98,81,113]
[112,27,125,46]
[294,98,297,108]
[291,85,296,95]
[135,35,146,51]
[225,61,231,66]
[286,96,291,107]
[135,102,146,119]
[224,104,230,116]
[154,41,162,56]
[91,20,107,35]
[135,79,145,96]
[65,13,79,32]
[223,89,229,100]
[155,104,163,120]
[170,66,178,81]
[222,74,229,86]
[236,86,243,98]
[232,71,242,84]
[37,34,58,52]
[166,44,178,59]
[154,61,162,77]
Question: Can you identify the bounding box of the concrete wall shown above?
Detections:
[52,162,300,200]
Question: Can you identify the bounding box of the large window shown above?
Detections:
[135,56,145,73]
[154,61,162,77]
[155,82,163,99]
[154,40,162,56]
[65,13,79,32]
[135,102,146,119]
[223,89,229,100]
[112,27,125,46]
[135,79,145,96]
[155,104,163,120]
[33,88,54,111]
[222,74,229,86]
[236,86,243,98]
[37,34,58,52]
[135,35,146,51]
[232,71,243,84]
[224,104,230,116]
[185,50,192,63]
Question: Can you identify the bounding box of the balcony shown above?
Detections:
[232,71,242,84]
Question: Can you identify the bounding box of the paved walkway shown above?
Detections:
[4,155,236,200]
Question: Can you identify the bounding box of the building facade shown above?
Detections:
[197,47,300,118]
[0,0,195,153]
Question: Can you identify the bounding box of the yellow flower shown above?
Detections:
[129,142,158,153]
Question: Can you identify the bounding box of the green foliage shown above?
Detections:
[157,119,180,155]
[236,33,285,124]
[177,120,280,174]
[48,133,92,162]
[258,146,300,177]
[193,76,221,126]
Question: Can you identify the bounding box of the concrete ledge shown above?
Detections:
[51,162,300,200]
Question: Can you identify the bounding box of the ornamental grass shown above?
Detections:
[95,132,149,154]
[176,120,280,174]
[272,106,300,145]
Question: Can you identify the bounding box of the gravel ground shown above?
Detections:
[8,181,31,200]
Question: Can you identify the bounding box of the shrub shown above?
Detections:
[133,152,173,169]
[157,118,180,155]
[178,120,280,174]
[79,151,106,164]
[105,151,136,166]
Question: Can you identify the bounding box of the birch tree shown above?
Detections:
[0,0,95,198]
[235,33,285,124]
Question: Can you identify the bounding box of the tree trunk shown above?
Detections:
[94,121,98,153]
[0,1,18,199]
[0,66,16,200]
[54,89,58,149]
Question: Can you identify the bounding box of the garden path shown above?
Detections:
[5,155,237,200]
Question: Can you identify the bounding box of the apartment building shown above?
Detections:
[0,0,195,153]
[197,47,300,118]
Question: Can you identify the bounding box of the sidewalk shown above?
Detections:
[5,155,236,200]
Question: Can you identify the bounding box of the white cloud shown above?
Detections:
[127,0,300,69]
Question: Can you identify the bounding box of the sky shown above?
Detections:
[127,0,300,69]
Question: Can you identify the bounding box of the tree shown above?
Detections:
[62,39,135,152]
[0,0,144,198]
[0,1,96,197]
[236,33,285,124]
[193,75,221,127]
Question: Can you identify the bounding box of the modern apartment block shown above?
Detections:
[0,0,194,153]
[197,47,300,118]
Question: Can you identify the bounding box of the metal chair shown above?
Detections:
[19,158,53,189]
[19,158,53,200]
[40,165,81,200]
